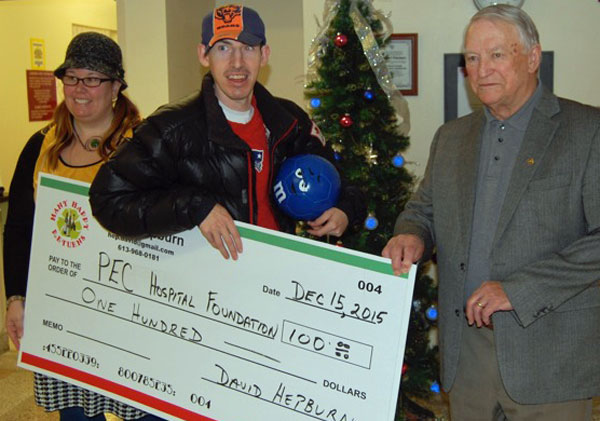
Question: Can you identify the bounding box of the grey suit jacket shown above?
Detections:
[395,87,600,404]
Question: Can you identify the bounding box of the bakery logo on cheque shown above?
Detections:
[50,200,90,248]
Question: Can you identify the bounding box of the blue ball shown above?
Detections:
[273,154,341,221]
[310,98,321,108]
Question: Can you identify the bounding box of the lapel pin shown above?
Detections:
[526,158,535,166]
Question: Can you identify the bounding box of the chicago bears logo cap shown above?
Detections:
[202,4,266,48]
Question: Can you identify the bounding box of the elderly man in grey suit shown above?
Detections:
[383,5,600,420]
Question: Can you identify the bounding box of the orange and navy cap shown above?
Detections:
[202,4,266,49]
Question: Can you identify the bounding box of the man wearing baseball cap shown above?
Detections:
[90,5,365,259]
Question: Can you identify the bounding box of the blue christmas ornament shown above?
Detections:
[430,381,441,394]
[310,98,321,108]
[364,215,379,230]
[363,89,375,101]
[273,154,341,221]
[392,154,405,168]
[333,152,342,161]
[426,305,438,321]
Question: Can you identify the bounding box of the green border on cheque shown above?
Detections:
[41,175,89,197]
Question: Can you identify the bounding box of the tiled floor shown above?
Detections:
[1,350,599,420]
[0,351,55,420]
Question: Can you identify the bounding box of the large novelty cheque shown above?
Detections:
[19,174,416,421]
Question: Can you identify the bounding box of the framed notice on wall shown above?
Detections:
[26,70,57,122]
[384,33,418,95]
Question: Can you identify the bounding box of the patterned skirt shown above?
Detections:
[34,372,148,419]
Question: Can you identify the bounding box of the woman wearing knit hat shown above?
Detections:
[3,32,163,421]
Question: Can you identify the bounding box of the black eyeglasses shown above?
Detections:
[61,75,114,87]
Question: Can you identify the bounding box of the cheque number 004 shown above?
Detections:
[358,280,382,294]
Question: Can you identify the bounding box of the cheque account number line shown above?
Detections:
[201,378,338,421]
[285,297,377,325]
[47,291,317,386]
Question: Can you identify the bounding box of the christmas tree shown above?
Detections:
[304,0,441,419]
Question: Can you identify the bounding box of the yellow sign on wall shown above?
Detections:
[30,38,45,70]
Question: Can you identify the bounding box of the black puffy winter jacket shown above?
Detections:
[89,74,365,237]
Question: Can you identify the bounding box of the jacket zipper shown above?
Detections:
[246,118,298,225]
[246,151,255,225]
[268,119,298,192]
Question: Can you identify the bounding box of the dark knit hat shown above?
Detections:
[202,4,266,48]
[54,32,127,89]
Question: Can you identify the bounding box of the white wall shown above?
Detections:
[304,0,600,178]
[165,0,211,102]
[116,0,170,117]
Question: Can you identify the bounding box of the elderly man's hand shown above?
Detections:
[466,281,513,327]
[382,234,424,275]
[199,204,243,260]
